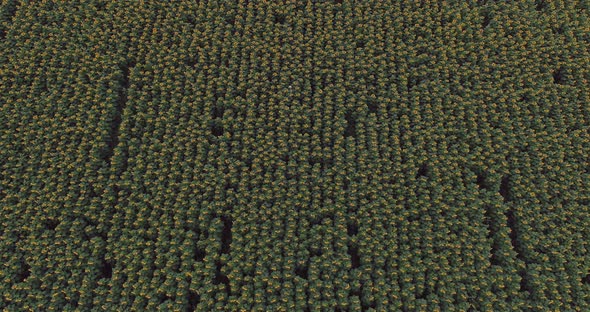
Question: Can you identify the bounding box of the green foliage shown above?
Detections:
[1,0,589,311]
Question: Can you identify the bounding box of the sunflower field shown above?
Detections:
[1,0,589,311]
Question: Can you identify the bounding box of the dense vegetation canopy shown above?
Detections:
[1,0,589,311]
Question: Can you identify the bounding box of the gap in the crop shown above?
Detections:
[212,105,224,119]
[344,111,357,138]
[45,218,59,230]
[211,121,224,137]
[499,175,511,202]
[482,11,492,28]
[16,261,30,282]
[417,163,429,178]
[347,222,358,236]
[194,247,206,262]
[535,0,547,11]
[186,290,200,311]
[348,245,361,269]
[220,216,233,254]
[366,98,378,113]
[476,171,490,189]
[295,263,309,279]
[552,67,565,85]
[273,13,286,25]
[98,258,113,279]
